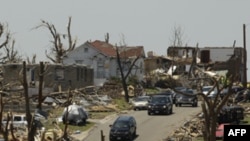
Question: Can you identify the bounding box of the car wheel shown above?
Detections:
[179,104,182,107]
[175,103,178,107]
[148,111,152,115]
[133,128,137,137]
[170,108,173,114]
[128,133,133,141]
[167,109,171,115]
[82,118,86,124]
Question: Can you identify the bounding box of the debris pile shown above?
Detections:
[165,103,250,141]
[165,114,204,141]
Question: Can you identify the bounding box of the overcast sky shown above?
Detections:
[1,0,250,78]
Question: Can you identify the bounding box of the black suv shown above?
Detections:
[218,105,244,124]
[147,95,173,115]
[175,89,198,107]
[109,115,137,141]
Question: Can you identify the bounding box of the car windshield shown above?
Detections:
[176,90,195,97]
[113,121,129,128]
[151,96,168,103]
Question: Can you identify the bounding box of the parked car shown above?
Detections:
[216,123,230,140]
[175,89,198,107]
[202,85,217,95]
[131,95,150,110]
[234,89,250,103]
[109,115,137,141]
[217,105,244,124]
[220,85,244,98]
[147,95,173,115]
[2,114,27,128]
[201,85,222,99]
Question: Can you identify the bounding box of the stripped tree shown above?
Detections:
[116,34,142,102]
[34,17,77,63]
[0,23,22,64]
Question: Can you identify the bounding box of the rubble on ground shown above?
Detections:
[165,102,250,141]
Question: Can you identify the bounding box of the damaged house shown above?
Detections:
[63,40,145,86]
[1,63,94,96]
[94,45,244,88]
[166,46,245,84]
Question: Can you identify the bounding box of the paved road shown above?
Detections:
[81,103,202,141]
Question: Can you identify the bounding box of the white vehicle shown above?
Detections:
[2,114,27,128]
[202,86,218,95]
[131,96,150,111]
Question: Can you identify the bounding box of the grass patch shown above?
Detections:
[240,115,250,124]
[145,88,159,95]
[89,111,116,119]
[113,98,132,110]
[42,107,96,133]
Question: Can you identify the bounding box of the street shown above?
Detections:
[83,103,202,141]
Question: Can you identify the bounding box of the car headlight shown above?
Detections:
[148,105,151,108]
[163,105,166,108]
[110,130,115,134]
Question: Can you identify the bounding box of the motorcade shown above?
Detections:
[147,95,173,115]
[131,95,150,110]
[175,89,198,107]
[109,115,137,141]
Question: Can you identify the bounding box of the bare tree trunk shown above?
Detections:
[23,61,35,141]
[199,76,235,141]
[38,61,44,110]
[115,46,140,103]
[0,94,3,133]
[62,89,71,140]
[116,47,129,102]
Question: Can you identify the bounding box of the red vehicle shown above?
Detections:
[215,123,230,140]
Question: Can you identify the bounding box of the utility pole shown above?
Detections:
[243,24,247,88]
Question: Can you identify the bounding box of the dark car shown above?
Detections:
[147,95,173,115]
[109,115,137,141]
[218,105,244,124]
[156,89,176,104]
[220,86,245,98]
[175,89,198,107]
[234,89,250,103]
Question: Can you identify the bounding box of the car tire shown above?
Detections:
[128,133,133,141]
[147,111,151,115]
[175,103,178,107]
[133,129,137,137]
[170,108,173,114]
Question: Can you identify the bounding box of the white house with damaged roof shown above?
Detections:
[62,40,146,86]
